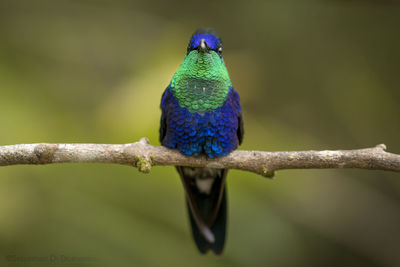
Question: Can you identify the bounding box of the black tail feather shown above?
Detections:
[177,166,228,255]
[187,186,227,254]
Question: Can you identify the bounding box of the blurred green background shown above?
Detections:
[0,0,399,266]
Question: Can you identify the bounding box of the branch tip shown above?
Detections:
[139,137,150,145]
[376,144,387,151]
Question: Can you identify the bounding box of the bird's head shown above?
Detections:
[170,28,231,113]
[187,28,223,57]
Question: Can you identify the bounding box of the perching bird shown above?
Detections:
[159,28,243,254]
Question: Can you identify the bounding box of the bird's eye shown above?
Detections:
[217,47,223,55]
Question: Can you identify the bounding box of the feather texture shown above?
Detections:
[159,28,243,254]
[160,86,241,158]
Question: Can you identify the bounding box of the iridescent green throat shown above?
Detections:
[170,50,232,113]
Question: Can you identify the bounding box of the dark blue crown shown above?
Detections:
[187,28,222,52]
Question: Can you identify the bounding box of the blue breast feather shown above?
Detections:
[161,87,241,158]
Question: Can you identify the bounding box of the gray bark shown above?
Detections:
[0,138,399,178]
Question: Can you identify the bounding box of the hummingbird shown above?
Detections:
[159,28,243,254]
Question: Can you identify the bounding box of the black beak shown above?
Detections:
[197,39,209,53]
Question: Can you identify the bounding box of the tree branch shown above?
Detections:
[0,138,399,177]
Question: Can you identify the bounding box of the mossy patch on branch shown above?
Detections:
[262,165,275,178]
[136,155,152,173]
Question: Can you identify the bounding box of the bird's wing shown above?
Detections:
[159,88,169,143]
[237,113,244,145]
[233,87,244,145]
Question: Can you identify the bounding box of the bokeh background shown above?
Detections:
[0,0,399,266]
